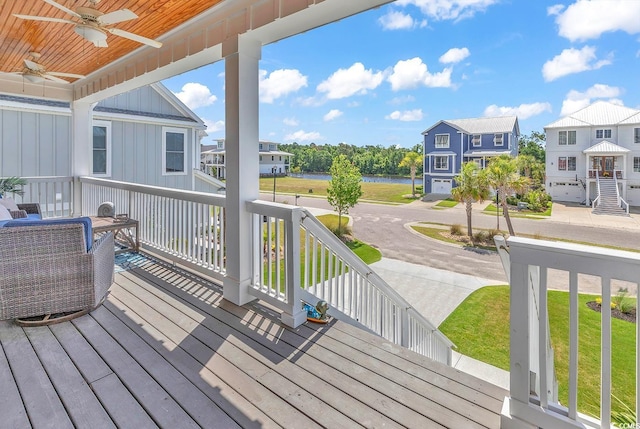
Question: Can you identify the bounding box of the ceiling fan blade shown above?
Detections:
[42,0,81,19]
[48,71,85,79]
[99,9,137,25]
[43,75,70,84]
[24,59,45,72]
[12,14,76,24]
[107,28,162,48]
[93,39,108,48]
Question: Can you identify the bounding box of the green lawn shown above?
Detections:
[317,214,381,264]
[260,176,414,204]
[435,198,458,208]
[439,286,636,421]
[483,202,552,217]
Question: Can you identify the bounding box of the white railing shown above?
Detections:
[247,200,453,365]
[504,236,640,428]
[80,177,226,281]
[592,170,600,209]
[18,176,74,218]
[613,171,630,214]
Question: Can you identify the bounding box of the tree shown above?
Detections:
[487,155,530,236]
[327,155,363,235]
[518,131,546,163]
[516,154,545,189]
[399,151,423,196]
[451,162,490,240]
[0,176,27,198]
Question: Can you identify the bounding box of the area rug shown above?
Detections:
[114,252,152,273]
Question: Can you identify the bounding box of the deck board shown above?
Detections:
[0,256,506,429]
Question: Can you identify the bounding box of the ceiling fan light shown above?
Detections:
[24,74,45,84]
[75,24,107,43]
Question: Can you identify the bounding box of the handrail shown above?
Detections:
[613,171,630,214]
[505,236,640,428]
[592,170,600,209]
[246,199,453,365]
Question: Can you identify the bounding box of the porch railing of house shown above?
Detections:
[613,170,629,214]
[79,177,226,281]
[246,200,454,365]
[18,176,74,218]
[505,236,640,428]
[591,170,600,209]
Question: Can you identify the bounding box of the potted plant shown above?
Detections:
[0,176,27,198]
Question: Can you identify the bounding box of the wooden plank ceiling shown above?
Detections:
[0,0,224,81]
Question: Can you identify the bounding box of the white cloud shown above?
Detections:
[541,46,611,82]
[439,47,470,64]
[173,83,217,110]
[555,0,640,41]
[283,117,299,126]
[385,109,424,121]
[203,118,225,133]
[560,84,623,116]
[389,95,416,105]
[388,57,452,90]
[284,130,322,142]
[259,69,308,103]
[395,0,498,22]
[317,63,384,99]
[483,102,552,120]
[323,109,343,121]
[378,10,427,30]
[547,4,564,16]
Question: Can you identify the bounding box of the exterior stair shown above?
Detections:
[592,178,628,216]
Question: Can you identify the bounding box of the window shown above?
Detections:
[162,127,187,175]
[279,156,282,161]
[494,133,503,146]
[92,120,111,176]
[259,143,264,150]
[271,155,274,161]
[635,128,640,144]
[559,130,577,145]
[558,157,567,171]
[473,159,482,167]
[596,129,611,139]
[567,156,576,171]
[434,156,449,170]
[269,144,276,151]
[259,156,262,161]
[435,134,450,148]
[472,134,481,147]
[634,157,640,172]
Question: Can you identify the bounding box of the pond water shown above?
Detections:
[290,172,414,185]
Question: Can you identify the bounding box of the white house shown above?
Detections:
[544,101,640,208]
[0,83,223,196]
[201,139,292,179]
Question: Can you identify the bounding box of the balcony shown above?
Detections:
[1,224,505,428]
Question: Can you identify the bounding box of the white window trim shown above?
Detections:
[596,129,612,139]
[558,156,567,171]
[472,134,481,147]
[634,128,640,144]
[493,133,503,146]
[92,120,111,177]
[162,126,188,176]
[634,157,640,173]
[435,134,450,148]
[434,155,449,170]
[567,156,576,171]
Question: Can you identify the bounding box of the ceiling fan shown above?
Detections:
[10,52,85,84]
[13,0,162,48]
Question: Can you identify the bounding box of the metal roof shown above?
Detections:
[463,150,512,157]
[422,116,519,135]
[582,140,630,154]
[545,101,640,128]
[426,151,457,156]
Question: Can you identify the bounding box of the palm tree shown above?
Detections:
[487,155,529,236]
[451,162,490,240]
[516,154,545,189]
[0,176,27,198]
[399,151,423,196]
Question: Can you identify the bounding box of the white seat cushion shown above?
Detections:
[0,198,19,211]
[0,205,12,221]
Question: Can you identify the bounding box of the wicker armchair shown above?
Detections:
[0,222,114,323]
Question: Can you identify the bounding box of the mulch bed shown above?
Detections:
[442,231,497,247]
[586,301,636,323]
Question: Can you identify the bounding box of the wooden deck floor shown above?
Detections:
[0,256,506,428]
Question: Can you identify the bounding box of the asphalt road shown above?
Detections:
[260,193,640,286]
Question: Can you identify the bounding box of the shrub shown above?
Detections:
[329,224,352,239]
[450,224,463,235]
[613,288,636,314]
[415,185,424,194]
[473,230,488,243]
[525,190,552,212]
[486,229,502,239]
[506,196,519,206]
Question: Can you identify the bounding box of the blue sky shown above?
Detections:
[162,0,640,148]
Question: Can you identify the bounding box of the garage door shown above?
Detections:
[432,179,452,194]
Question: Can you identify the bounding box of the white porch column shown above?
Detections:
[71,101,93,216]
[222,35,261,306]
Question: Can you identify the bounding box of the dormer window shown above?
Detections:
[472,134,481,147]
[596,129,611,139]
[494,133,503,146]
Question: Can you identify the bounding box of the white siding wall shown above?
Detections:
[545,127,590,202]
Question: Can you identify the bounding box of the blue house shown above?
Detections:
[422,116,520,194]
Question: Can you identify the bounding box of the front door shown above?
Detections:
[591,156,615,178]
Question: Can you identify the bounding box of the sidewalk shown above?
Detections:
[369,257,510,389]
